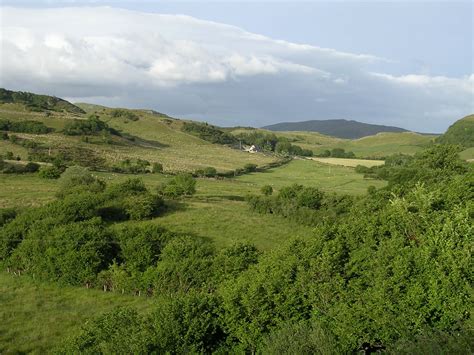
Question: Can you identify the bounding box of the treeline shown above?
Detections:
[235,131,313,156]
[316,147,355,158]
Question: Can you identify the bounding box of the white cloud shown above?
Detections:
[0,6,472,132]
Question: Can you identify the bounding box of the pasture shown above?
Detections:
[0,272,155,354]
[0,159,385,249]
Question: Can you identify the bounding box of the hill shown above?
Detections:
[0,88,85,114]
[0,89,278,173]
[262,119,408,139]
[436,114,474,148]
[230,127,435,158]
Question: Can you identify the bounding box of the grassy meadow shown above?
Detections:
[0,159,385,250]
[0,272,156,354]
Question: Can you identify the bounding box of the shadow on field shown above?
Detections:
[161,200,188,216]
[194,195,246,202]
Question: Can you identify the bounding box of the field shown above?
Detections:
[0,159,385,249]
[308,157,385,167]
[0,272,156,354]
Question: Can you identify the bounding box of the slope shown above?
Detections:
[262,119,408,139]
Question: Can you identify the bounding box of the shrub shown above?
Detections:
[296,187,324,209]
[38,165,63,179]
[152,162,163,174]
[110,108,139,121]
[243,163,257,173]
[0,119,52,134]
[261,185,273,196]
[63,115,118,136]
[158,173,196,198]
[124,193,164,220]
[115,224,174,272]
[57,166,105,198]
[195,166,217,178]
[182,122,237,145]
[58,308,149,353]
[23,162,40,173]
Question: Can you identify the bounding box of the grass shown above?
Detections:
[235,159,386,195]
[460,147,474,161]
[0,272,156,354]
[0,160,384,249]
[0,103,278,173]
[0,174,57,208]
[308,157,385,168]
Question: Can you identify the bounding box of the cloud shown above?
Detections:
[0,6,472,132]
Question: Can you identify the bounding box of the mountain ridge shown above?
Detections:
[262,119,409,139]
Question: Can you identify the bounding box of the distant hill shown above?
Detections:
[0,88,85,114]
[262,119,408,139]
[436,114,474,148]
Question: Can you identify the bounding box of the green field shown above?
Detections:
[0,159,385,249]
[0,272,155,354]
[309,157,385,167]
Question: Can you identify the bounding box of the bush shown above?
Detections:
[296,187,324,209]
[261,185,273,196]
[38,165,63,179]
[109,109,139,121]
[58,308,149,353]
[124,193,164,220]
[24,162,40,173]
[158,174,196,198]
[152,162,163,174]
[243,163,257,173]
[0,119,52,134]
[57,166,105,198]
[112,159,151,174]
[63,115,118,136]
[195,166,217,178]
[182,122,237,145]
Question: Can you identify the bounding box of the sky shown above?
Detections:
[0,1,473,132]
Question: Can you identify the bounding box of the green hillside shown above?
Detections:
[230,128,435,158]
[0,88,85,114]
[436,114,474,148]
[0,94,278,173]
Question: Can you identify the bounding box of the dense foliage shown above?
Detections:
[1,144,472,354]
[0,119,53,134]
[317,147,356,158]
[436,114,474,148]
[0,88,85,114]
[109,108,140,121]
[182,122,237,145]
[63,115,119,137]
